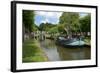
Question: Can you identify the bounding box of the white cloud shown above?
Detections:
[80,13,88,18]
[41,18,50,23]
[35,11,63,25]
[35,11,62,18]
[35,11,46,16]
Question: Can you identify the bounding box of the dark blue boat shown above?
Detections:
[56,36,85,48]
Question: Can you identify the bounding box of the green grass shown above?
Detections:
[22,39,48,63]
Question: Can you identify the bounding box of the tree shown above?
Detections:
[23,10,36,41]
[32,25,39,31]
[48,26,58,33]
[23,10,35,32]
[39,23,56,31]
[79,14,91,33]
[39,23,45,31]
[57,24,66,34]
[59,12,80,35]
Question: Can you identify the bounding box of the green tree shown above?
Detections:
[32,25,39,31]
[79,14,91,33]
[57,24,66,34]
[39,23,45,31]
[59,12,79,35]
[48,26,58,33]
[48,26,59,39]
[39,23,56,31]
[23,10,35,32]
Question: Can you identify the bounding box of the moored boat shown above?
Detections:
[56,36,85,48]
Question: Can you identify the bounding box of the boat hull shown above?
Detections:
[55,38,89,48]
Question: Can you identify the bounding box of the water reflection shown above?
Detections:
[40,39,60,61]
[40,39,91,61]
[57,46,91,60]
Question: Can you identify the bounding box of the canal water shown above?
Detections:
[40,39,91,61]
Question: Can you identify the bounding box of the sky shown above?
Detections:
[34,11,88,26]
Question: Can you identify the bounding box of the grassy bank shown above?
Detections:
[22,39,48,63]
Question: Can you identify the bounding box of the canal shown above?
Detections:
[40,39,91,61]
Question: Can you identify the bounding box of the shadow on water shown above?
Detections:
[57,46,91,61]
[40,39,91,61]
